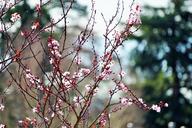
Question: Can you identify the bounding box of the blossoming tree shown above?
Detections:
[0,0,168,127]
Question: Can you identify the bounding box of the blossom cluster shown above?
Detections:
[25,68,42,89]
[120,97,133,106]
[0,0,14,10]
[18,117,37,128]
[98,52,114,80]
[98,112,108,127]
[48,37,61,71]
[112,4,142,46]
[10,12,21,22]
[0,124,5,128]
[73,96,85,107]
[120,97,168,113]
[128,4,142,26]
[31,20,40,30]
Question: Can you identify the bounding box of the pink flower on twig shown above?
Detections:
[128,4,142,26]
[10,12,21,22]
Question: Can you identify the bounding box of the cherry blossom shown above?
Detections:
[164,103,169,107]
[35,4,41,12]
[10,12,21,22]
[98,112,108,127]
[120,97,133,106]
[18,117,37,127]
[25,68,41,87]
[117,83,128,92]
[85,84,92,92]
[32,106,40,113]
[73,96,84,107]
[44,117,49,122]
[128,4,142,26]
[79,68,91,76]
[138,98,144,104]
[0,124,5,128]
[75,56,82,65]
[5,1,13,9]
[119,70,126,77]
[31,21,40,30]
[151,104,161,113]
[48,37,61,71]
[114,31,122,45]
[0,104,4,111]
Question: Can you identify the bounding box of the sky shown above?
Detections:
[78,0,169,33]
[27,0,169,33]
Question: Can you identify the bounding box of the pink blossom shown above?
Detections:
[119,70,126,77]
[75,56,81,65]
[10,12,21,22]
[128,4,142,26]
[18,120,23,124]
[0,124,5,128]
[51,112,55,118]
[32,107,38,113]
[25,68,41,87]
[49,58,54,64]
[44,117,49,122]
[63,71,70,77]
[73,71,82,79]
[62,79,70,86]
[31,21,40,30]
[118,83,128,92]
[138,98,144,104]
[51,39,60,46]
[164,103,169,107]
[115,31,121,40]
[73,96,84,106]
[0,104,4,111]
[132,4,141,14]
[151,104,161,112]
[85,84,92,92]
[35,4,41,12]
[79,68,90,76]
[30,118,37,126]
[98,67,112,80]
[93,87,99,95]
[5,2,13,9]
[98,112,108,127]
[114,31,122,45]
[20,31,25,36]
[48,38,61,69]
[120,97,132,106]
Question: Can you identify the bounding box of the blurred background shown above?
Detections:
[0,0,192,127]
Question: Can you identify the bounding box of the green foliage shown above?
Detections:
[130,0,192,127]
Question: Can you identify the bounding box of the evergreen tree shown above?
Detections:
[130,0,192,127]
